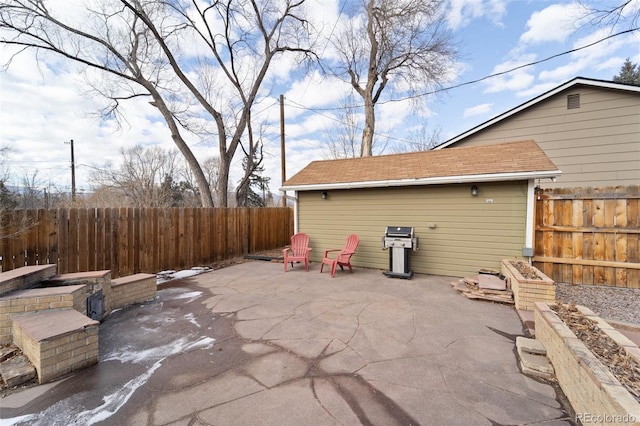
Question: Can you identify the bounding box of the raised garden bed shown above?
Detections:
[501,259,554,311]
[534,302,640,424]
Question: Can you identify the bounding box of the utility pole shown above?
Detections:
[280,95,286,207]
[65,139,76,203]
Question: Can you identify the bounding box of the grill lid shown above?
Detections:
[385,226,414,237]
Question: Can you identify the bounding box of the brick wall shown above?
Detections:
[110,274,157,310]
[45,270,112,319]
[12,310,99,384]
[0,285,87,344]
[0,265,57,297]
[534,302,640,425]
[502,259,555,311]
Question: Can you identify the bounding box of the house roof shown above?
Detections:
[281,140,561,191]
[436,77,640,150]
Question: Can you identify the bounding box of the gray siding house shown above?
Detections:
[437,77,640,188]
[281,141,560,278]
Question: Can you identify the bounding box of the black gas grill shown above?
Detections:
[382,226,418,279]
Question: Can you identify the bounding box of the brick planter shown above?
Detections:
[12,309,99,384]
[534,302,640,425]
[501,259,554,311]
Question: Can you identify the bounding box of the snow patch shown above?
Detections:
[1,337,215,426]
[169,290,203,303]
[184,313,200,327]
[156,267,211,284]
[102,336,214,364]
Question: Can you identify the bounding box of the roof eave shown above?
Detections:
[280,170,562,192]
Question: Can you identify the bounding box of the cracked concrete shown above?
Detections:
[0,261,574,425]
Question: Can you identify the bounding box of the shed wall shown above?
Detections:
[297,182,528,278]
[449,87,640,188]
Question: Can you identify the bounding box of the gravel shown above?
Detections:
[555,283,640,325]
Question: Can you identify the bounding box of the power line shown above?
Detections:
[299,0,349,100]
[291,26,640,112]
[285,100,417,145]
[391,26,640,104]
[276,25,639,147]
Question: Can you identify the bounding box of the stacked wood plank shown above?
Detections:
[450,270,514,304]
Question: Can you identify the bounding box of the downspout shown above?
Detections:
[292,191,299,234]
[524,179,536,263]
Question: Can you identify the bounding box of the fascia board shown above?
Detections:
[280,170,562,192]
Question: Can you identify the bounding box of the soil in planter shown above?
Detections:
[510,260,542,280]
[552,302,640,402]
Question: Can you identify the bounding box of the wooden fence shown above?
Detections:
[533,185,639,288]
[0,207,293,278]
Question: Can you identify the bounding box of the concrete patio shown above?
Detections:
[0,260,573,425]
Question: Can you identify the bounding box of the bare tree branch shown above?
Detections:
[330,0,457,157]
[0,0,216,206]
[1,0,319,207]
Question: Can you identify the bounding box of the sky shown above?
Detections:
[1,0,639,201]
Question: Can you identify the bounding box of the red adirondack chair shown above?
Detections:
[320,234,359,277]
[282,233,312,272]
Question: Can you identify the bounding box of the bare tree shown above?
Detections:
[391,125,442,153]
[330,0,457,157]
[91,145,181,207]
[166,1,317,207]
[0,146,9,178]
[0,148,39,241]
[200,156,220,203]
[0,147,18,212]
[579,0,640,30]
[0,0,215,206]
[0,181,18,211]
[0,147,15,241]
[0,0,317,207]
[66,186,125,208]
[18,169,46,209]
[323,97,363,159]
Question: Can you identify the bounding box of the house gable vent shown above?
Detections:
[567,93,580,109]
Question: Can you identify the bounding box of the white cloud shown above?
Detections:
[516,82,560,99]
[463,103,493,118]
[285,112,337,140]
[537,26,635,82]
[520,2,586,44]
[483,54,537,93]
[538,61,586,82]
[595,56,628,74]
[379,99,413,129]
[4,0,640,197]
[447,0,483,30]
[284,72,349,115]
[570,27,630,62]
[0,48,193,191]
[446,0,507,30]
[488,0,508,24]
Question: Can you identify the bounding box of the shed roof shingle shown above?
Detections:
[282,140,560,189]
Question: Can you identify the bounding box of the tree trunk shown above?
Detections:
[361,93,376,157]
[217,154,231,207]
[171,135,214,207]
[146,86,214,207]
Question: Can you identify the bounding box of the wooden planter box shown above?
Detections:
[501,259,554,311]
[534,302,640,425]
